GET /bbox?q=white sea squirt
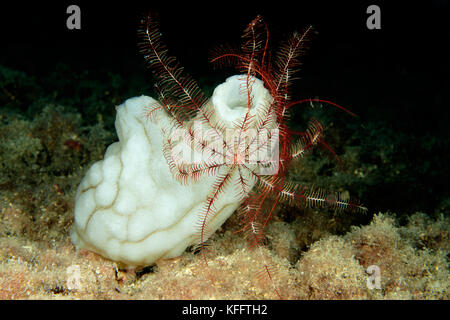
[70,75,277,267]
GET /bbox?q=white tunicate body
[70,75,275,267]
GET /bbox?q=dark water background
[0,1,449,218]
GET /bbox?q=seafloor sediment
[0,96,448,299]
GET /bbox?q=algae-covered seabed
[0,3,448,299]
